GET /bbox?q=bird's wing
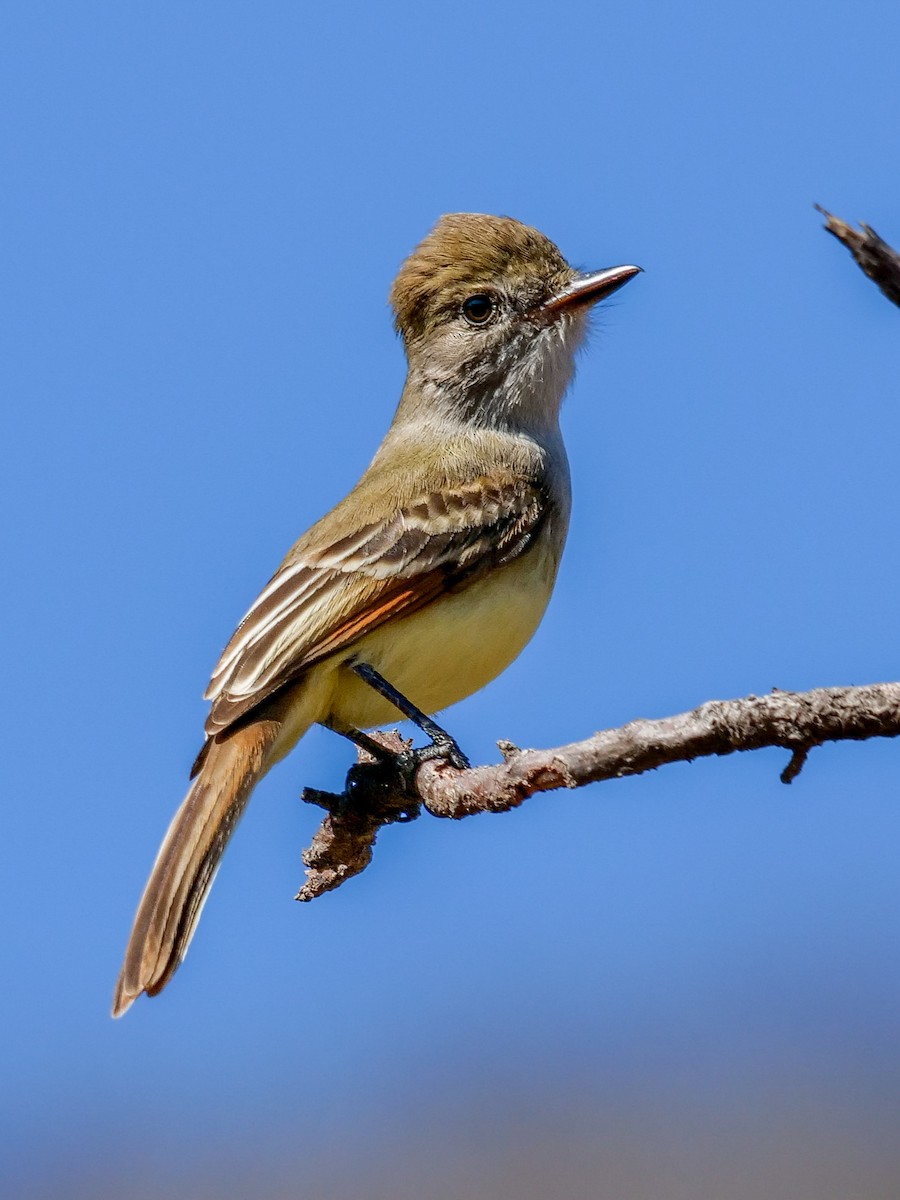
[203,472,549,738]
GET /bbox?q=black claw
[398,737,469,775]
[428,736,470,771]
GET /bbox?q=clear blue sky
[4,2,900,1195]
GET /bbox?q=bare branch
[816,205,900,309]
[296,682,900,901]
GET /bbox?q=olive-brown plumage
[112,214,640,1016]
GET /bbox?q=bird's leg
[349,661,470,770]
[323,719,396,763]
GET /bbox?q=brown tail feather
[112,716,282,1017]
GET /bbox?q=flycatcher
[112,213,640,1016]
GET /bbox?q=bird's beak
[543,264,642,314]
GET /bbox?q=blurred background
[3,2,900,1196]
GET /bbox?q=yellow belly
[322,545,557,731]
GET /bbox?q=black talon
[395,738,469,783]
[408,736,470,772]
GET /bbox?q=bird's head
[390,213,640,431]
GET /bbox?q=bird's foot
[399,732,470,774]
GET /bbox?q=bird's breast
[324,539,561,730]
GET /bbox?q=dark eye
[461,294,495,326]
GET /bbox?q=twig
[780,744,812,785]
[297,682,900,900]
[816,205,900,309]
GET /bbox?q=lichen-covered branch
[297,682,900,901]
[817,205,900,309]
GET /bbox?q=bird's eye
[461,294,496,326]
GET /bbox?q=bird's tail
[112,715,283,1017]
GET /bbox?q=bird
[112,213,640,1016]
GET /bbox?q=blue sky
[4,2,900,1195]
